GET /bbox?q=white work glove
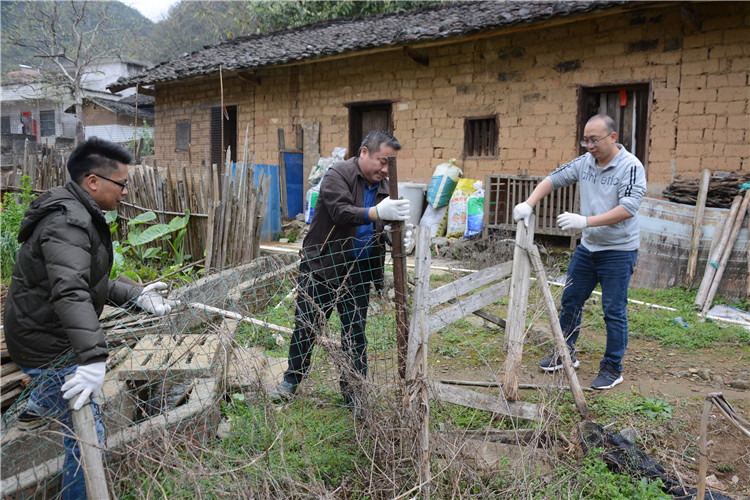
[386,223,416,252]
[557,212,588,230]
[62,362,106,411]
[403,223,415,252]
[375,197,410,221]
[513,202,533,227]
[136,282,181,316]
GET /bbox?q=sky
[123,0,181,23]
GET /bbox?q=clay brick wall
[151,2,749,196]
[84,105,134,127]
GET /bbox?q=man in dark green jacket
[270,130,410,414]
[4,137,178,499]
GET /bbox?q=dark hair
[67,137,133,184]
[588,114,617,134]
[357,130,401,157]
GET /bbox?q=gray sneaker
[538,346,580,372]
[268,381,297,402]
[591,364,623,390]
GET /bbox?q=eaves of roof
[109,0,633,93]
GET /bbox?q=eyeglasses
[92,173,128,191]
[580,132,613,148]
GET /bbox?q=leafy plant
[1,176,36,283]
[634,397,673,420]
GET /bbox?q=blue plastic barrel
[283,152,304,218]
[253,164,281,241]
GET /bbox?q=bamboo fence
[1,139,269,272]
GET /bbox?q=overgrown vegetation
[0,176,35,283]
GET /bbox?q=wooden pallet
[116,333,224,381]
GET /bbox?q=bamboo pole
[525,245,588,419]
[685,168,711,288]
[702,190,750,313]
[694,196,742,308]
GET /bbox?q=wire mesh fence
[1,229,611,499]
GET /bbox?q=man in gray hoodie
[513,114,647,390]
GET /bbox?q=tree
[3,1,149,144]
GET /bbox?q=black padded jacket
[4,180,141,368]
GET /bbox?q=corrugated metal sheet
[631,197,748,299]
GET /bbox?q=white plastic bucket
[398,182,427,227]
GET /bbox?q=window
[578,84,650,168]
[1,116,9,134]
[176,121,191,151]
[464,116,498,158]
[40,110,55,136]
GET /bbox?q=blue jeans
[20,365,105,500]
[559,245,638,373]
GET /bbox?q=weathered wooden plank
[427,279,510,334]
[525,245,588,419]
[428,260,512,308]
[685,168,711,287]
[503,214,535,401]
[432,382,539,421]
[67,374,110,500]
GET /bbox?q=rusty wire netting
[1,231,584,499]
[0,242,411,497]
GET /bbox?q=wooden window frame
[463,115,498,159]
[39,110,55,137]
[176,120,191,152]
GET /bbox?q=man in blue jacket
[513,114,647,390]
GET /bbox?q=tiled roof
[109,0,626,92]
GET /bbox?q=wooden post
[502,214,535,401]
[388,156,409,380]
[277,128,288,219]
[685,169,711,288]
[525,245,589,419]
[694,196,742,308]
[65,375,110,500]
[406,225,432,496]
[302,122,320,214]
[702,190,750,313]
[694,213,727,308]
[696,396,712,500]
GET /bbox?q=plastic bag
[426,158,462,209]
[419,204,448,238]
[463,180,484,238]
[309,147,346,186]
[305,183,321,224]
[446,178,477,238]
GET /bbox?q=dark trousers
[284,259,374,402]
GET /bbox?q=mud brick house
[109,1,749,197]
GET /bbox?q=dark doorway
[210,105,237,172]
[578,84,650,170]
[347,101,392,159]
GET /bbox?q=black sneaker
[538,346,580,372]
[17,408,45,431]
[268,381,297,402]
[591,364,623,390]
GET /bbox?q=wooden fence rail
[1,141,268,272]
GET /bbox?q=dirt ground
[426,235,750,498]
[431,304,750,499]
